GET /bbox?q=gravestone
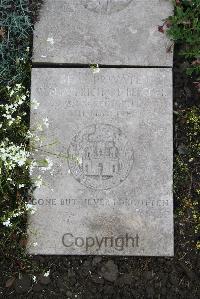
[33,0,173,66]
[28,68,173,255]
[28,0,174,256]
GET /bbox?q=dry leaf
[0,27,5,38]
[192,59,200,66]
[16,190,21,201]
[158,25,164,34]
[167,43,174,53]
[5,277,16,288]
[19,238,28,247]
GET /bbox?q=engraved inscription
[68,124,133,190]
[81,0,133,14]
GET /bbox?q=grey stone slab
[28,68,173,256]
[33,0,173,66]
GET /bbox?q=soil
[0,3,200,298]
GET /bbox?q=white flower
[16,116,21,122]
[17,158,26,167]
[26,130,33,139]
[29,160,37,175]
[3,114,12,120]
[33,135,40,142]
[33,242,38,247]
[0,142,30,170]
[34,175,43,188]
[37,124,43,132]
[25,203,37,214]
[0,124,2,128]
[12,211,23,218]
[43,117,49,128]
[43,270,50,277]
[32,276,37,282]
[19,184,25,188]
[42,158,53,171]
[17,98,24,105]
[91,64,100,74]
[77,156,82,165]
[8,120,14,126]
[26,130,40,142]
[47,37,54,45]
[26,203,33,210]
[30,207,37,215]
[3,218,12,227]
[31,99,40,110]
[16,84,22,89]
[68,169,71,174]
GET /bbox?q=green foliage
[174,107,200,248]
[0,0,32,86]
[166,0,200,76]
[174,108,200,197]
[0,0,42,279]
[174,156,190,199]
[167,1,200,245]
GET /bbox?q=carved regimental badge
[68,124,133,190]
[81,0,133,14]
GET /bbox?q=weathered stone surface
[33,0,173,66]
[27,68,173,256]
